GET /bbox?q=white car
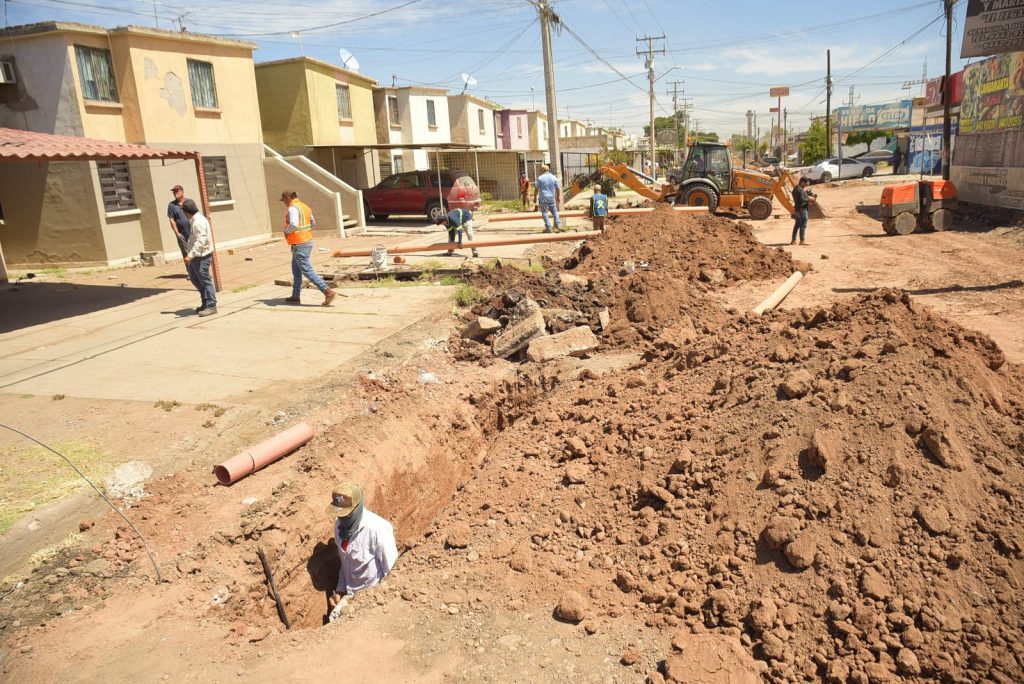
[804,157,876,183]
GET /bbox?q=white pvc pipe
[753,271,803,315]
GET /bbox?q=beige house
[447,94,499,149]
[526,111,549,156]
[0,21,271,268]
[255,57,378,188]
[373,86,451,174]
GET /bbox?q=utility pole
[537,0,561,178]
[942,0,953,180]
[825,50,833,158]
[783,108,788,167]
[667,80,685,166]
[637,34,666,170]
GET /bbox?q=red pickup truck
[362,170,481,222]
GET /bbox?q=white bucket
[370,245,388,271]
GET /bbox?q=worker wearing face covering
[327,482,399,610]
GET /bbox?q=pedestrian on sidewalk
[326,482,398,611]
[435,207,479,257]
[535,165,562,233]
[790,176,816,246]
[892,146,903,175]
[167,184,191,265]
[280,190,336,307]
[519,173,531,210]
[181,199,217,316]
[589,184,609,232]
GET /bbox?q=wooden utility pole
[538,1,561,177]
[825,49,833,158]
[942,0,953,180]
[637,34,666,171]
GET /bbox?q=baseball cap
[326,482,363,518]
[171,184,184,192]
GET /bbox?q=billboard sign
[835,100,913,131]
[925,72,965,107]
[961,0,1024,58]
[769,87,790,97]
[960,52,1024,133]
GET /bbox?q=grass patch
[481,199,527,212]
[481,258,545,274]
[453,283,487,307]
[29,533,84,567]
[0,441,114,535]
[231,283,257,293]
[195,403,227,417]
[40,267,68,278]
[154,399,180,411]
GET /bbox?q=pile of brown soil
[405,289,1024,682]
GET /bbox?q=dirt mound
[409,290,1024,682]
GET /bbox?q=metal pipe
[214,422,314,485]
[331,231,599,258]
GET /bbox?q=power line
[209,0,426,37]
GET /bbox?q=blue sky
[6,0,972,137]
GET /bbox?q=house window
[426,100,437,128]
[388,95,400,126]
[96,160,135,211]
[336,84,352,120]
[517,118,523,137]
[477,109,485,134]
[74,46,118,103]
[201,156,232,202]
[187,59,218,109]
[392,155,404,173]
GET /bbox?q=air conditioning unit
[0,61,15,84]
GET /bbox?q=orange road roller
[879,180,958,235]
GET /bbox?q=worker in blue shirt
[435,208,479,257]
[589,184,609,232]
[534,164,562,233]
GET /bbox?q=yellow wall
[66,34,128,142]
[256,61,312,153]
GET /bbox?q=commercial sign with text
[959,51,1024,132]
[961,0,1024,59]
[769,87,790,97]
[835,100,913,131]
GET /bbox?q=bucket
[370,245,388,271]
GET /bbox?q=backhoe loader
[565,142,825,220]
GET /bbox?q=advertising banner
[924,71,965,107]
[959,52,1024,132]
[769,87,790,97]
[961,0,1024,59]
[951,166,1024,209]
[835,100,913,131]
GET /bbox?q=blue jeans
[539,201,560,230]
[291,242,328,298]
[792,209,808,242]
[187,254,217,309]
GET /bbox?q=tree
[800,120,828,165]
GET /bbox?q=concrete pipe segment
[214,422,314,485]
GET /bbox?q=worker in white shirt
[181,198,217,317]
[327,482,398,611]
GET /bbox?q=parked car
[363,170,481,222]
[804,157,876,183]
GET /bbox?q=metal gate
[559,152,599,187]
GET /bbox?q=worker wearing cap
[791,177,817,246]
[280,190,337,306]
[435,208,479,258]
[589,184,609,232]
[327,482,398,608]
[167,184,191,261]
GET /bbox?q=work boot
[799,240,807,246]
[284,296,301,304]
[790,239,796,245]
[446,250,455,256]
[471,249,480,258]
[197,307,217,317]
[543,228,552,234]
[322,289,337,307]
[195,304,207,313]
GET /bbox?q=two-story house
[0,21,270,268]
[527,111,549,155]
[372,86,451,175]
[558,119,587,139]
[494,109,530,151]
[448,94,498,150]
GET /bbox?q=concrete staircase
[262,145,365,236]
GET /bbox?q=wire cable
[0,423,163,583]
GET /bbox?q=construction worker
[435,207,479,257]
[589,184,609,232]
[280,190,336,306]
[519,173,531,210]
[791,177,817,246]
[535,164,562,233]
[326,482,398,610]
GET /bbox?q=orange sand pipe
[487,206,707,223]
[331,232,600,258]
[214,422,314,485]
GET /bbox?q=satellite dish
[461,72,478,94]
[339,48,360,72]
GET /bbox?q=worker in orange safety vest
[280,190,336,306]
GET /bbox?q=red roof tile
[0,128,195,161]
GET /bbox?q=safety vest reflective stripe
[284,199,314,245]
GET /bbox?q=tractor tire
[819,171,833,183]
[862,167,874,178]
[681,185,719,213]
[747,196,773,221]
[426,201,447,222]
[892,212,917,236]
[931,208,954,231]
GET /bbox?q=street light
[530,85,536,111]
[654,65,683,83]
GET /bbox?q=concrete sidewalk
[0,283,454,403]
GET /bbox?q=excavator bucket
[807,202,827,220]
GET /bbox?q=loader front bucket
[808,201,827,219]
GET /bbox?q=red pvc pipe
[214,422,314,485]
[331,231,600,259]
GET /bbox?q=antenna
[461,72,478,94]
[339,48,360,72]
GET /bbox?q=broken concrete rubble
[461,316,501,341]
[491,299,547,358]
[526,326,598,363]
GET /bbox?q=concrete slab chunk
[526,326,598,363]
[461,316,501,341]
[492,299,547,358]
